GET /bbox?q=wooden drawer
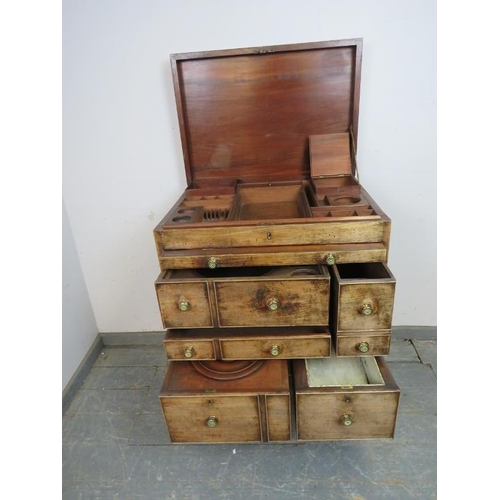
[335,333,391,357]
[156,243,388,271]
[293,355,400,440]
[164,327,331,361]
[155,280,212,328]
[332,263,396,332]
[163,333,216,361]
[155,265,330,329]
[159,360,291,443]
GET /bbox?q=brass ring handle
[325,253,336,265]
[207,257,218,269]
[357,342,370,353]
[269,345,282,357]
[183,346,195,358]
[178,299,191,312]
[206,416,219,428]
[361,303,373,316]
[266,298,280,311]
[341,414,353,426]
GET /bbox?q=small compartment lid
[309,132,353,179]
[170,39,363,185]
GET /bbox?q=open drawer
[163,326,331,361]
[155,265,330,329]
[293,355,400,440]
[331,262,396,333]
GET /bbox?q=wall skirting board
[62,334,104,415]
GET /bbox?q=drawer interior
[305,355,384,387]
[163,265,326,280]
[229,184,312,221]
[336,262,392,280]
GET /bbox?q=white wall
[62,200,99,390]
[63,0,436,331]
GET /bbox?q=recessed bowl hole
[332,196,361,205]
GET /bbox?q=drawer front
[156,282,213,328]
[337,282,395,331]
[161,395,261,443]
[157,243,388,271]
[266,395,291,442]
[215,279,330,327]
[335,334,391,357]
[163,339,216,360]
[333,263,396,332]
[296,392,399,440]
[221,335,331,360]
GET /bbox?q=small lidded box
[309,132,360,197]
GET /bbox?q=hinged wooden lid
[309,133,353,179]
[171,38,363,185]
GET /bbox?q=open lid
[171,39,363,185]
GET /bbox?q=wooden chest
[153,38,399,443]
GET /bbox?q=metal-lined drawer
[293,355,400,441]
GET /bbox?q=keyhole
[267,232,272,240]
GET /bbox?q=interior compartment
[229,184,312,220]
[170,266,273,279]
[311,207,379,219]
[336,262,392,280]
[311,176,360,196]
[186,179,237,197]
[202,208,230,222]
[305,355,384,387]
[167,265,325,280]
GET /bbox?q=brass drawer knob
[361,303,373,316]
[269,345,282,356]
[357,342,370,353]
[206,416,219,428]
[183,346,195,358]
[341,414,353,426]
[325,253,336,265]
[266,298,280,311]
[207,257,218,269]
[178,299,191,312]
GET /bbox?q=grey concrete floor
[63,337,437,499]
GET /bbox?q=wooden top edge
[170,38,363,61]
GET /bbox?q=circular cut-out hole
[332,196,361,205]
[172,215,192,222]
[291,268,320,276]
[177,208,196,214]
